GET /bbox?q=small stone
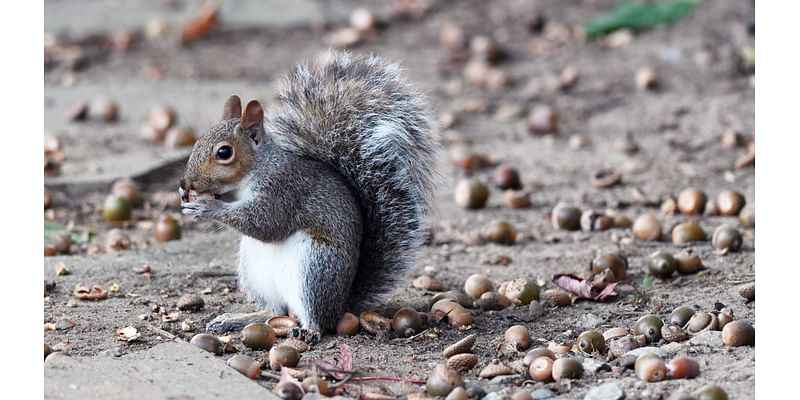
[581,358,611,376]
[623,346,668,360]
[489,375,520,385]
[531,389,556,400]
[528,301,545,318]
[660,342,688,355]
[584,383,624,400]
[688,330,724,347]
[176,294,205,312]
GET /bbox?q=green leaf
[585,0,703,37]
[642,274,653,290]
[45,221,90,245]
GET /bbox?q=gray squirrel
[179,51,440,342]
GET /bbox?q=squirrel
[179,51,440,342]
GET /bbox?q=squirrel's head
[180,95,265,197]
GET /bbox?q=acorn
[89,98,119,121]
[147,105,176,134]
[430,292,475,310]
[431,299,473,327]
[575,330,605,354]
[529,356,554,382]
[227,355,262,379]
[504,190,531,209]
[475,291,511,311]
[464,274,493,298]
[551,358,583,380]
[674,249,703,274]
[241,323,275,350]
[102,194,132,222]
[522,348,556,367]
[154,215,181,242]
[440,22,467,51]
[711,225,742,252]
[267,316,299,337]
[493,166,522,190]
[716,309,734,330]
[479,360,513,379]
[44,245,57,257]
[527,105,558,134]
[541,289,572,307]
[738,206,755,228]
[446,353,478,372]
[648,251,676,279]
[504,325,531,351]
[50,232,72,254]
[693,384,729,400]
[661,324,689,343]
[504,278,539,305]
[426,364,464,396]
[634,315,664,343]
[590,253,628,282]
[670,306,695,327]
[671,222,706,244]
[591,169,622,188]
[667,356,699,379]
[486,221,517,245]
[721,320,754,346]
[273,381,303,400]
[613,214,633,229]
[335,312,359,336]
[445,387,468,400]
[739,285,754,302]
[268,345,300,370]
[190,333,222,355]
[551,204,582,231]
[634,67,658,90]
[111,178,141,207]
[454,179,489,209]
[677,188,707,215]
[635,353,667,382]
[511,391,533,400]
[393,308,423,338]
[633,214,661,241]
[686,312,719,336]
[442,334,477,358]
[176,293,204,312]
[302,376,330,396]
[105,229,131,252]
[716,191,746,216]
[165,126,197,148]
[359,310,391,335]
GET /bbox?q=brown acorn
[268,345,300,370]
[712,225,742,252]
[493,166,522,190]
[479,360,513,379]
[527,105,557,134]
[716,191,746,216]
[190,333,222,355]
[44,187,52,209]
[677,188,707,215]
[575,330,605,354]
[359,310,391,335]
[661,324,689,343]
[541,289,572,306]
[336,312,359,336]
[721,320,754,347]
[675,249,704,274]
[670,306,696,327]
[667,356,700,379]
[50,232,72,254]
[442,334,477,358]
[464,274,493,298]
[154,215,181,242]
[692,384,729,400]
[504,325,531,351]
[648,251,676,279]
[111,178,142,207]
[102,194,132,222]
[635,353,667,382]
[522,348,555,367]
[552,358,583,380]
[529,356,554,382]
[590,253,628,282]
[738,285,754,302]
[454,179,489,209]
[426,364,464,396]
[165,126,197,148]
[671,222,706,244]
[633,214,661,241]
[475,291,511,311]
[241,323,275,350]
[504,190,531,209]
[686,312,719,336]
[227,355,262,379]
[486,221,517,245]
[634,315,664,343]
[393,308,423,338]
[551,204,582,231]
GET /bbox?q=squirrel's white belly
[238,232,312,325]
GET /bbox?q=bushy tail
[266,51,440,309]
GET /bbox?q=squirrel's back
[266,51,440,309]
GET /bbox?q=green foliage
[585,0,703,37]
[641,274,653,290]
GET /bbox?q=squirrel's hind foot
[288,327,321,344]
[205,310,274,333]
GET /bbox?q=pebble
[584,383,625,400]
[578,313,605,329]
[623,347,668,359]
[581,358,611,376]
[489,375,521,385]
[531,389,556,399]
[660,342,688,354]
[688,330,723,347]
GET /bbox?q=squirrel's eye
[216,145,233,160]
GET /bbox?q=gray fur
[266,51,440,310]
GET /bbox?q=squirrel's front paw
[180,190,222,220]
[289,327,321,345]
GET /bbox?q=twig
[146,324,177,340]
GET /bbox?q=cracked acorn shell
[686,312,719,336]
[360,310,392,335]
[479,360,513,379]
[590,253,628,282]
[575,330,605,354]
[634,315,664,343]
[602,327,628,341]
[476,291,511,311]
[443,334,477,358]
[447,353,479,372]
[267,315,298,337]
[661,324,689,342]
[635,353,667,382]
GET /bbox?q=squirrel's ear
[241,100,265,144]
[222,95,242,120]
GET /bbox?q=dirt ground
[44,0,755,398]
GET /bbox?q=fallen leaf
[181,1,219,43]
[73,285,108,300]
[552,274,618,301]
[338,343,353,371]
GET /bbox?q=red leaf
[553,273,618,301]
[338,343,353,371]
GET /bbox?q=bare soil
[44,0,755,398]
